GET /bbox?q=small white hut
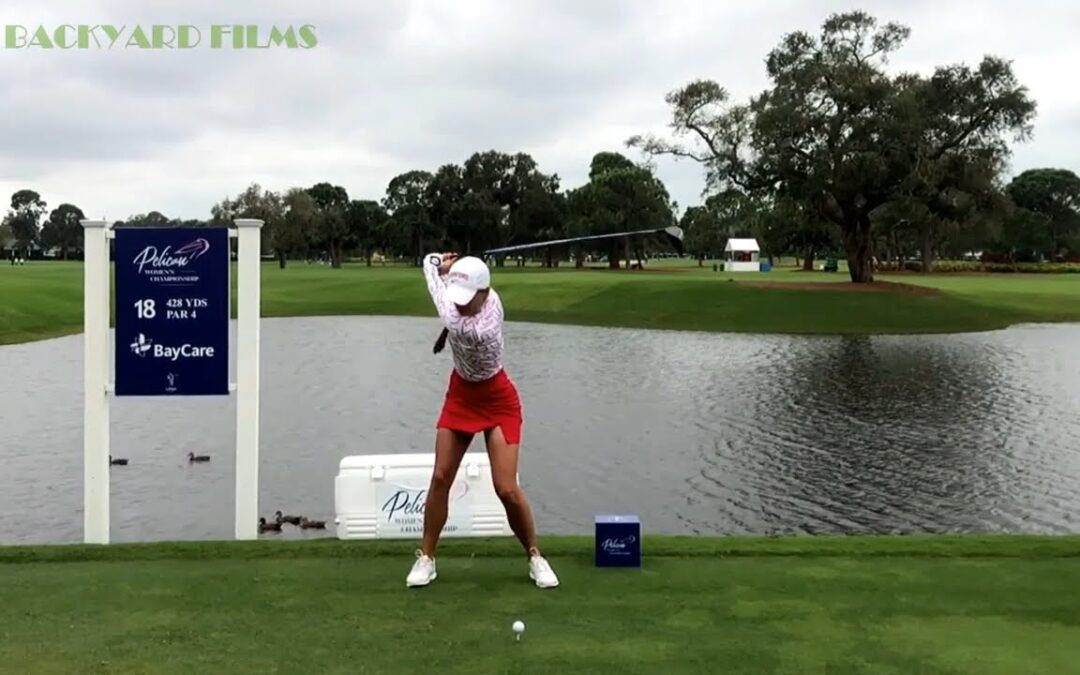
[723,238,761,272]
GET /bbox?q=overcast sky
[1,0,1077,221]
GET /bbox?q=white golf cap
[444,256,491,306]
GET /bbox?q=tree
[5,189,47,254]
[426,163,469,252]
[383,170,435,263]
[449,150,558,263]
[306,182,350,268]
[763,197,838,269]
[630,10,1036,282]
[588,152,637,179]
[346,199,389,266]
[567,152,675,268]
[680,205,725,265]
[681,189,761,264]
[123,211,170,227]
[212,183,287,266]
[1006,168,1080,260]
[0,220,12,251]
[279,188,317,262]
[40,203,86,259]
[892,146,1005,271]
[509,177,565,267]
[460,152,515,255]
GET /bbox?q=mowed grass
[2,261,1080,345]
[2,536,1079,674]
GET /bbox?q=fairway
[3,261,1080,345]
[2,537,1078,674]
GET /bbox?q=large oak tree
[629,10,1036,281]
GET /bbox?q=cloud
[0,0,1077,219]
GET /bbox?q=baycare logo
[130,334,215,361]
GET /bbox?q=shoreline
[3,534,1079,564]
[3,262,1079,346]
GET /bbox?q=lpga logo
[133,238,210,275]
[601,535,637,554]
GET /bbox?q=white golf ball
[512,620,525,634]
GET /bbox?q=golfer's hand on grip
[438,252,458,275]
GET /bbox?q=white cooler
[334,453,514,540]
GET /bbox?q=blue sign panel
[595,514,641,567]
[114,227,230,396]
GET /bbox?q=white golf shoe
[406,551,437,588]
[528,550,559,589]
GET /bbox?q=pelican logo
[601,535,637,554]
[130,333,152,356]
[165,373,177,392]
[132,238,210,274]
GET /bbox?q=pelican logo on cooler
[380,481,469,522]
[378,480,471,535]
[601,535,637,554]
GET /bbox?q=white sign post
[82,219,111,544]
[79,217,264,544]
[233,218,263,540]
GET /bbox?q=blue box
[595,515,641,567]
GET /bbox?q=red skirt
[437,368,523,444]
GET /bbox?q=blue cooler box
[595,515,641,567]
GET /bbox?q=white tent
[723,238,761,272]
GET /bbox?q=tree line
[1,149,677,270]
[206,149,683,270]
[2,11,1076,276]
[631,10,1079,280]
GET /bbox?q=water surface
[1,317,1077,544]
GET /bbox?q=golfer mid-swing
[406,252,559,589]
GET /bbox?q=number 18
[135,299,156,319]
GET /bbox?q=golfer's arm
[422,253,454,322]
[475,289,504,333]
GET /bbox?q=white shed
[723,238,761,272]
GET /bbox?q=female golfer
[406,252,559,589]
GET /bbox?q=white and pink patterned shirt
[424,254,504,382]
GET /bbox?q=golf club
[432,226,685,353]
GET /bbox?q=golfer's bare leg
[485,426,539,554]
[421,428,470,557]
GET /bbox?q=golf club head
[663,226,685,256]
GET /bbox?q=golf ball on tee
[513,620,525,634]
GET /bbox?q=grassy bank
[3,261,1080,345]
[2,536,1079,674]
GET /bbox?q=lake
[1,317,1078,545]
